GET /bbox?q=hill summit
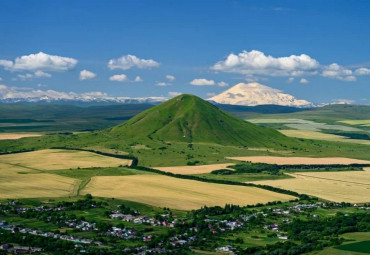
[110,94,290,147]
[209,82,312,107]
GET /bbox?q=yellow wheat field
[82,174,295,210]
[0,162,79,199]
[0,149,131,170]
[227,156,370,165]
[153,163,234,175]
[0,133,43,140]
[251,168,370,203]
[338,120,370,125]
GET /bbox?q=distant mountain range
[0,96,167,106]
[1,82,311,107]
[209,82,313,107]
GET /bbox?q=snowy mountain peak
[208,82,312,107]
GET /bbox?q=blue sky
[0,0,370,104]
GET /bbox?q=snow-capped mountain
[208,82,313,107]
[0,84,167,105]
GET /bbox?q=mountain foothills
[2,94,370,168]
[209,82,312,107]
[110,94,290,147]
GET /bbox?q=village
[1,198,369,254]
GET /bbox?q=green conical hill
[110,94,289,147]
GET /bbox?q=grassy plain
[82,174,295,210]
[228,156,370,165]
[251,168,370,203]
[0,149,131,170]
[0,162,79,199]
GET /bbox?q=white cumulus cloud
[287,77,294,83]
[34,70,52,78]
[156,82,167,86]
[190,78,215,86]
[109,74,129,82]
[300,78,309,84]
[108,55,159,70]
[79,70,97,81]
[331,98,355,105]
[321,63,356,81]
[134,76,143,82]
[168,91,181,97]
[217,81,229,87]
[0,52,77,71]
[17,71,52,80]
[17,73,34,80]
[166,75,175,82]
[355,67,370,75]
[0,60,14,69]
[212,50,319,77]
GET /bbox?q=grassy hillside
[110,94,293,147]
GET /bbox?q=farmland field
[338,120,370,126]
[248,118,362,132]
[82,174,295,210]
[153,163,234,175]
[314,232,370,255]
[0,132,43,140]
[227,156,370,165]
[251,168,370,203]
[0,149,132,170]
[0,162,79,199]
[279,130,370,145]
[336,241,370,254]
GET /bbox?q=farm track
[0,161,43,172]
[76,177,92,196]
[292,173,370,186]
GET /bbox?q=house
[0,244,12,251]
[278,235,288,240]
[110,213,125,220]
[216,245,233,252]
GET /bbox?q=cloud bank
[212,50,319,77]
[212,50,370,82]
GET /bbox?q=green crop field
[313,232,370,255]
[336,241,370,254]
